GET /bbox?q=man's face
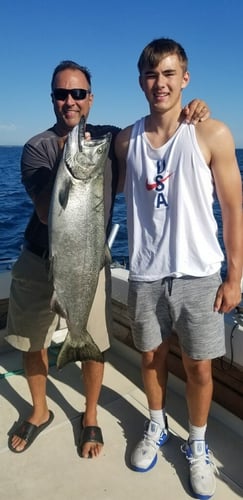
[52,68,93,133]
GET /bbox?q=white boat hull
[1,259,243,369]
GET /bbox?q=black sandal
[8,410,54,453]
[79,413,104,458]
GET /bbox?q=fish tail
[56,330,104,370]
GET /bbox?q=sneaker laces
[143,420,166,449]
[181,442,219,475]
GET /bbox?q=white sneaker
[130,418,169,472]
[181,440,218,499]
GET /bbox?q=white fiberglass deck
[0,338,243,500]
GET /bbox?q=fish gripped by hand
[48,117,111,369]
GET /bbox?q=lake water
[0,146,242,279]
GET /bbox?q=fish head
[64,117,111,181]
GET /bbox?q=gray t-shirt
[21,123,120,249]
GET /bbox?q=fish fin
[56,330,104,370]
[48,257,53,281]
[58,177,71,209]
[100,244,111,270]
[50,292,67,318]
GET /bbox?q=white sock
[188,422,207,442]
[149,409,166,429]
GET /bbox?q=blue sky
[1,0,243,147]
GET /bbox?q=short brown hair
[138,38,188,75]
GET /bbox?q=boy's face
[139,53,189,113]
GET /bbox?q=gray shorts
[5,248,112,353]
[128,273,225,360]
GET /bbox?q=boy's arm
[115,126,132,193]
[200,120,243,312]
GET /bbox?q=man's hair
[137,38,188,74]
[51,60,92,90]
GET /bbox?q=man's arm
[183,99,210,124]
[115,99,211,193]
[32,176,57,225]
[22,137,66,225]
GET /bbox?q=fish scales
[48,118,111,369]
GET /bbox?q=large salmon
[48,117,111,369]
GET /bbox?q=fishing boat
[1,255,243,418]
[1,256,243,499]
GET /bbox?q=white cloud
[0,123,17,131]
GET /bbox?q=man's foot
[130,418,169,472]
[181,440,218,499]
[8,411,54,453]
[79,413,104,458]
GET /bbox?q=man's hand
[183,99,210,124]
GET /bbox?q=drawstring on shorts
[162,277,174,296]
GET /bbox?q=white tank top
[124,118,224,281]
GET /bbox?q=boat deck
[1,338,243,500]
